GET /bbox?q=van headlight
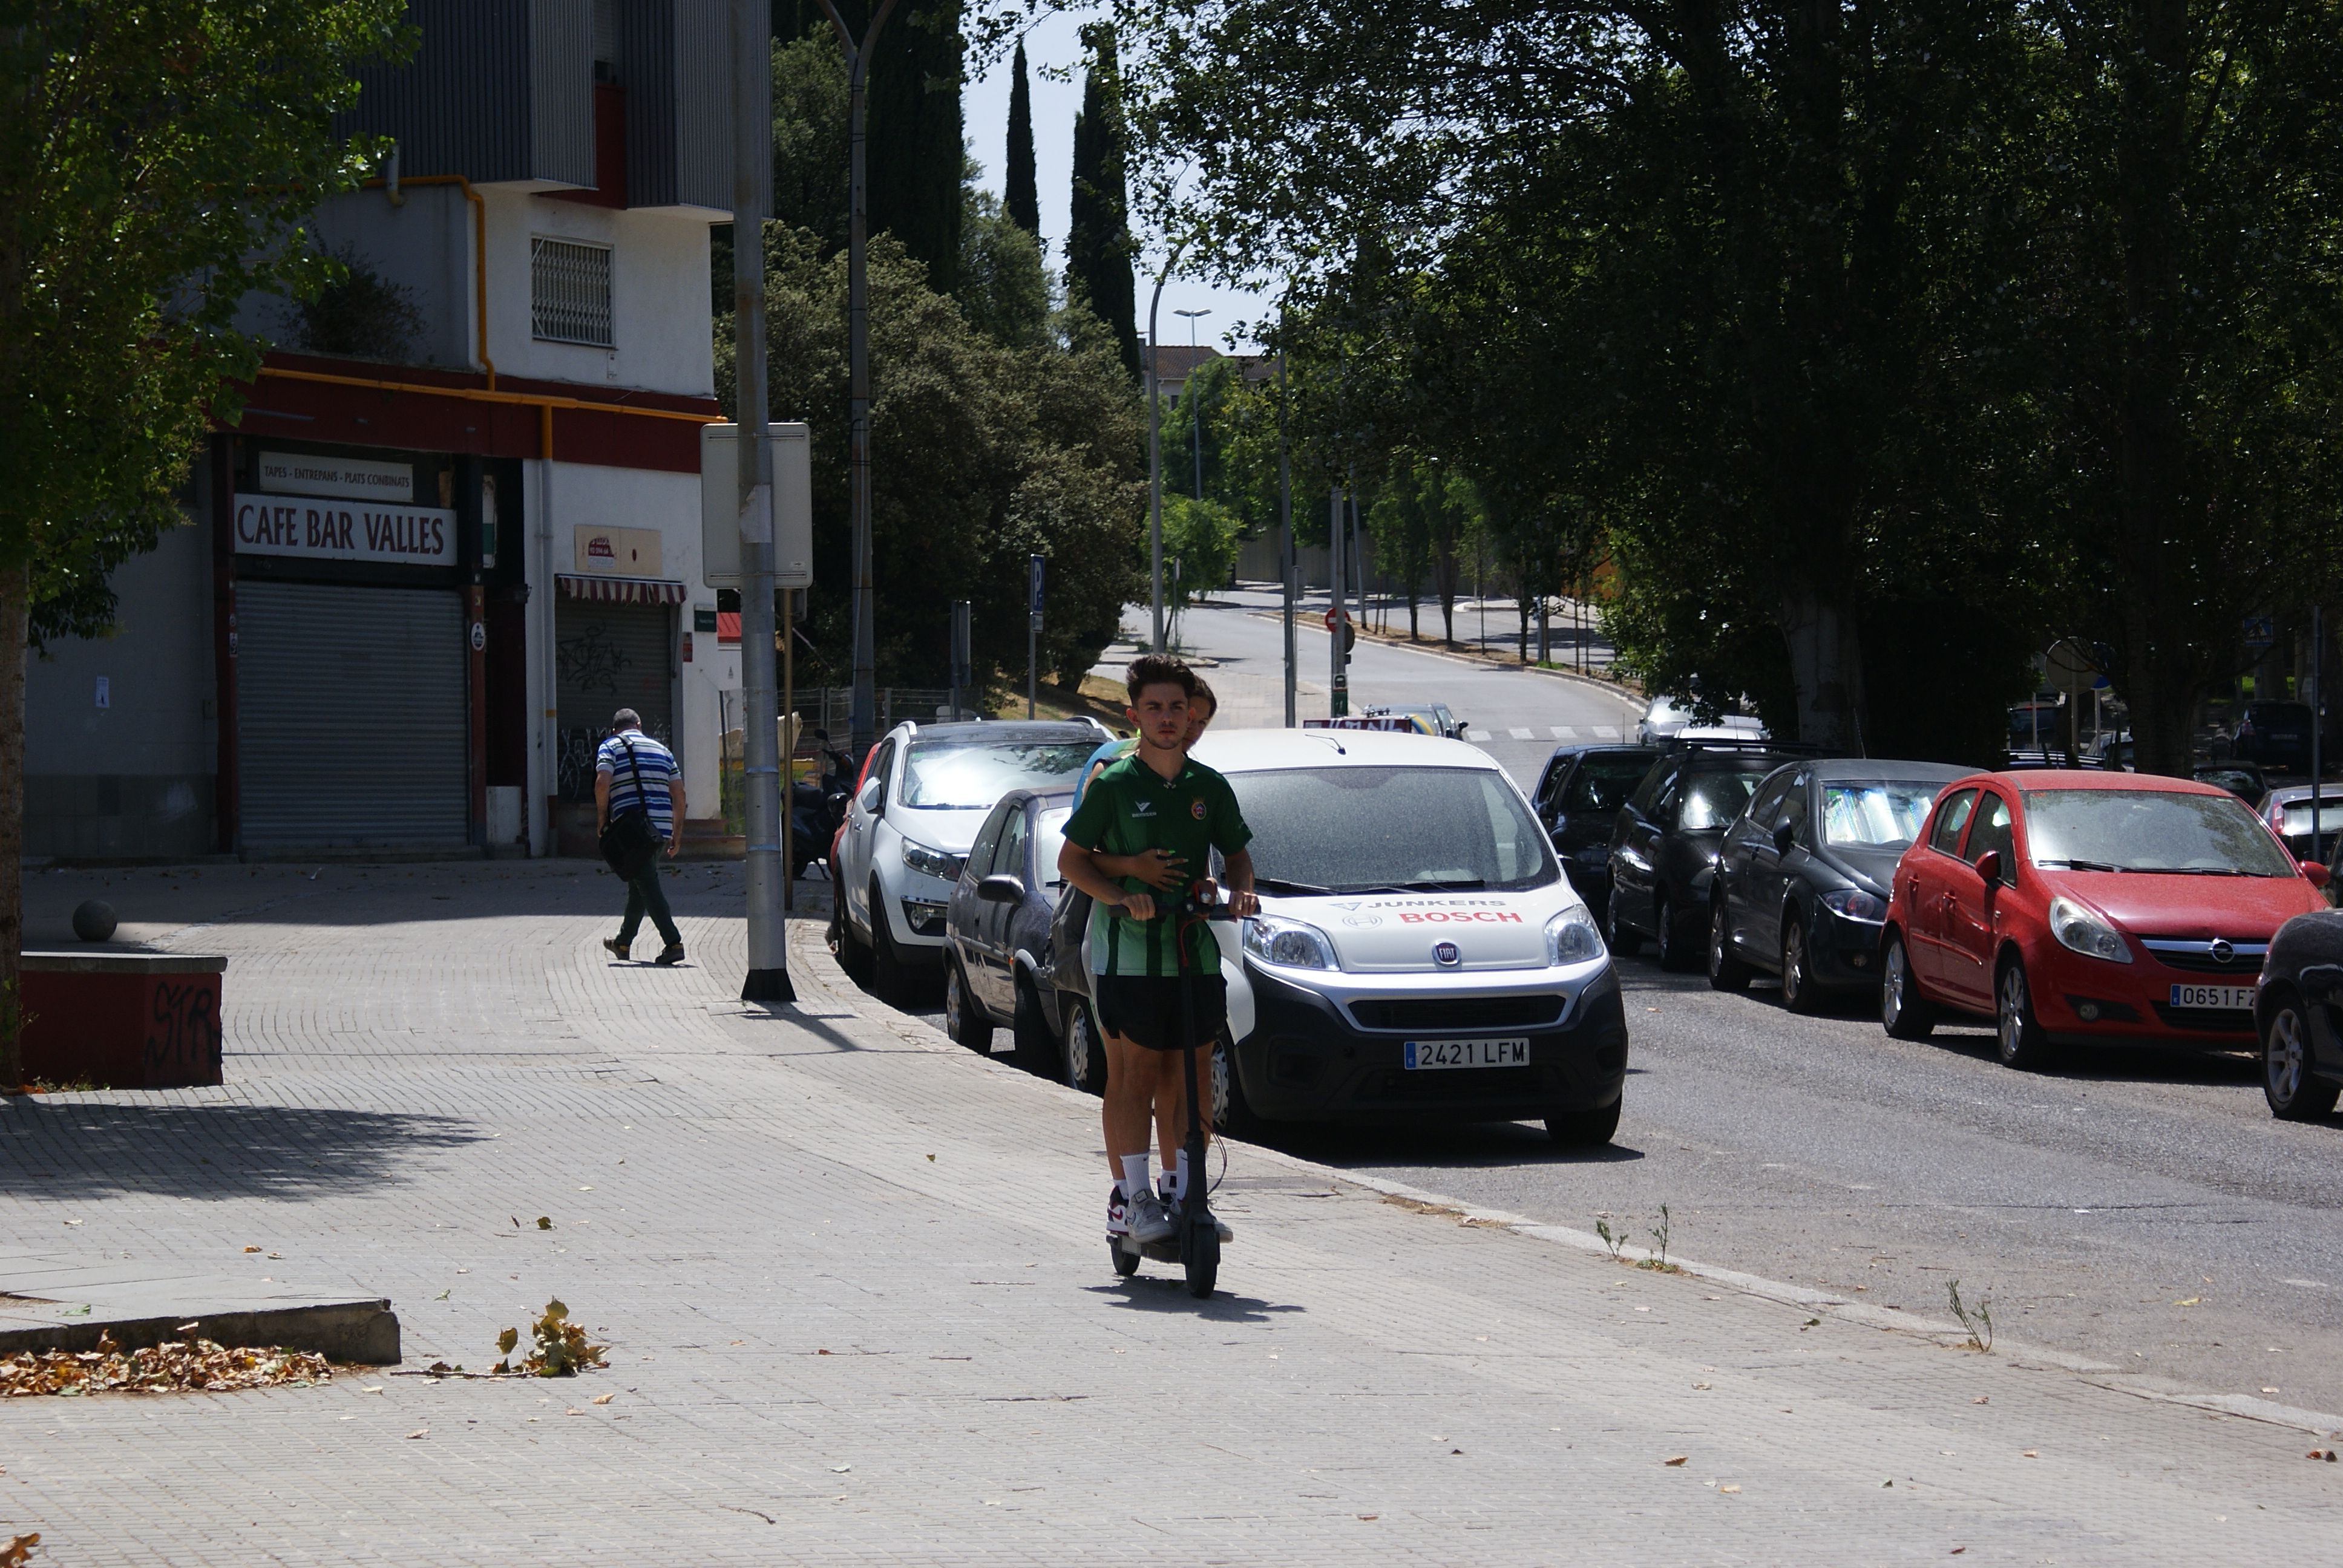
[900,839,963,881]
[2048,895,2132,964]
[1243,913,1340,971]
[1546,906,1605,965]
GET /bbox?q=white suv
[833,719,1108,1001]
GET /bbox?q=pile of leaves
[493,1299,605,1377]
[0,1331,332,1396]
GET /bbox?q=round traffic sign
[1323,606,1346,631]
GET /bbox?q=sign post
[949,600,972,721]
[1329,488,1349,718]
[1027,555,1044,719]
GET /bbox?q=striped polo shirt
[595,730,679,838]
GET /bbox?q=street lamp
[1145,235,1199,653]
[1175,307,1211,501]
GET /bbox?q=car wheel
[2261,987,2340,1121]
[1708,900,1752,992]
[1654,897,1696,973]
[1880,932,1934,1040]
[1062,997,1109,1095]
[1779,915,1820,1014]
[1994,955,2058,1072]
[1602,891,1643,956]
[1547,1097,1622,1147]
[945,956,992,1053]
[1011,975,1059,1077]
[1211,1031,1262,1139]
[870,883,915,1005]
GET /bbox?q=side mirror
[1548,812,1568,836]
[1973,849,2004,884]
[2301,860,2330,889]
[856,778,883,814]
[977,874,1026,904]
[1772,822,1795,856]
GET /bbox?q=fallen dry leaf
[1971,1396,1988,1405]
[243,1245,262,1253]
[2022,1449,2038,1459]
[1,1333,332,1397]
[2174,1297,2201,1307]
[405,1428,427,1439]
[1693,1382,1712,1390]
[565,1406,585,1415]
[2,1531,39,1567]
[1719,1484,1742,1494]
[1664,1455,1689,1466]
[536,1217,552,1230]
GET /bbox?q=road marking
[1466,730,1493,742]
[1595,725,1621,739]
[1552,726,1576,739]
[1509,727,1535,740]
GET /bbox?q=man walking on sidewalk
[595,708,687,965]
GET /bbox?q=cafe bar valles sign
[234,453,454,567]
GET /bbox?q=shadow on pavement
[1087,1280,1305,1322]
[0,1100,487,1202]
[1262,1119,1647,1171]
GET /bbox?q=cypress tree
[1064,25,1139,377]
[1004,40,1039,237]
[866,0,965,294]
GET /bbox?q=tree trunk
[1779,586,1864,751]
[0,557,26,1088]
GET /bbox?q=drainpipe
[365,171,494,390]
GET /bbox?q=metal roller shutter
[238,581,468,850]
[554,599,673,802]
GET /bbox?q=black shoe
[601,938,632,962]
[655,944,686,966]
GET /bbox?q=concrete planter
[19,952,228,1088]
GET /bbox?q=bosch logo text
[1398,910,1523,924]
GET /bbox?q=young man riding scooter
[1058,655,1257,1247]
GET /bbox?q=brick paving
[3,858,2338,1564]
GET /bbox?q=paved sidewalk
[2,860,2338,1564]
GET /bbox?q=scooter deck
[1110,1226,1225,1266]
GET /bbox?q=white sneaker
[1126,1191,1177,1245]
[1106,1185,1130,1236]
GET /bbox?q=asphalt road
[886,595,2343,1420]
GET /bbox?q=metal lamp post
[1144,238,1196,653]
[1175,307,1210,500]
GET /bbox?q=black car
[1531,745,1661,915]
[2255,907,2343,1120]
[2233,701,2315,773]
[1707,758,1969,1010]
[2194,761,2267,803]
[1604,743,1801,970]
[940,787,1069,1076]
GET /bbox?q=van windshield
[1227,766,1558,893]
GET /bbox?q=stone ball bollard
[72,900,118,943]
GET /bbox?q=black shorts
[1093,975,1228,1053]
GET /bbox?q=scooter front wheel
[1110,1238,1140,1277]
[1183,1226,1219,1299]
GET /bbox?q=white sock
[1120,1155,1153,1207]
[1175,1150,1192,1203]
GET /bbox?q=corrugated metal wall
[337,1,598,189]
[622,0,733,211]
[530,0,598,188]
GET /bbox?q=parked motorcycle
[790,730,854,881]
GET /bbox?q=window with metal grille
[531,237,613,347]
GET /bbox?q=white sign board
[701,422,813,589]
[256,451,415,503]
[232,493,457,566]
[572,524,664,576]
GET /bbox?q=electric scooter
[1109,886,1224,1299]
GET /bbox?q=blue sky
[961,7,1273,354]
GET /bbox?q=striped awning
[557,573,687,606]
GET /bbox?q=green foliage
[1116,0,2343,766]
[1004,39,1040,235]
[1066,24,1139,377]
[867,0,966,295]
[771,34,851,253]
[1162,495,1240,616]
[290,243,422,363]
[958,188,1050,348]
[720,226,1143,689]
[0,0,411,638]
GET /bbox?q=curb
[781,917,2343,1444]
[0,1299,401,1365]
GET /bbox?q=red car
[1879,770,2330,1069]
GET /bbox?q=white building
[25,0,747,860]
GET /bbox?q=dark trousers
[618,849,681,949]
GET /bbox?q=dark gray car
[940,788,1070,1076]
[2255,907,2343,1120]
[1708,758,1969,1010]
